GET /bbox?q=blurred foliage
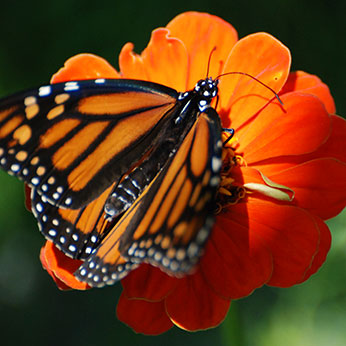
[0,0,345,345]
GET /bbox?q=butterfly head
[194,77,219,112]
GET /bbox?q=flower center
[215,131,295,211]
[215,132,246,213]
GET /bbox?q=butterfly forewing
[76,108,222,287]
[0,79,178,209]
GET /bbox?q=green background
[0,1,345,345]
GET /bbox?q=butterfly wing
[76,108,222,287]
[0,79,178,209]
[30,183,115,259]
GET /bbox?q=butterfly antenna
[206,47,217,78]
[216,71,284,106]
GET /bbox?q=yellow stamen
[220,177,234,186]
[235,155,246,166]
[219,187,232,196]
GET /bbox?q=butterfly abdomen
[104,128,186,220]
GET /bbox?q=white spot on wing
[48,229,57,237]
[65,197,72,205]
[68,244,77,252]
[11,164,20,173]
[64,82,79,91]
[38,86,51,97]
[36,203,43,213]
[212,157,222,172]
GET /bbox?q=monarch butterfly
[0,71,226,287]
[0,69,280,287]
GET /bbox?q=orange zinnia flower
[37,12,346,334]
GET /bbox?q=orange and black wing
[31,183,115,259]
[76,108,222,287]
[0,79,178,209]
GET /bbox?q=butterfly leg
[222,128,234,145]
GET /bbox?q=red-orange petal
[252,114,346,175]
[218,32,290,129]
[229,199,320,287]
[280,71,336,114]
[165,269,230,331]
[298,216,331,283]
[116,292,173,335]
[305,115,346,164]
[40,241,89,290]
[200,210,273,299]
[238,93,331,163]
[51,53,120,84]
[119,29,188,91]
[166,11,238,89]
[121,263,177,301]
[40,243,71,290]
[269,158,346,220]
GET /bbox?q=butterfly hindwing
[76,108,222,287]
[0,79,178,209]
[31,183,115,259]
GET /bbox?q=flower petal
[306,115,346,163]
[269,158,346,220]
[218,32,290,129]
[229,199,320,287]
[119,28,188,90]
[201,209,273,299]
[40,241,89,290]
[116,292,173,335]
[121,264,177,301]
[166,11,238,89]
[51,53,119,83]
[24,184,32,211]
[165,269,230,331]
[40,244,71,290]
[298,216,331,283]
[253,114,346,174]
[239,93,331,163]
[280,71,336,114]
